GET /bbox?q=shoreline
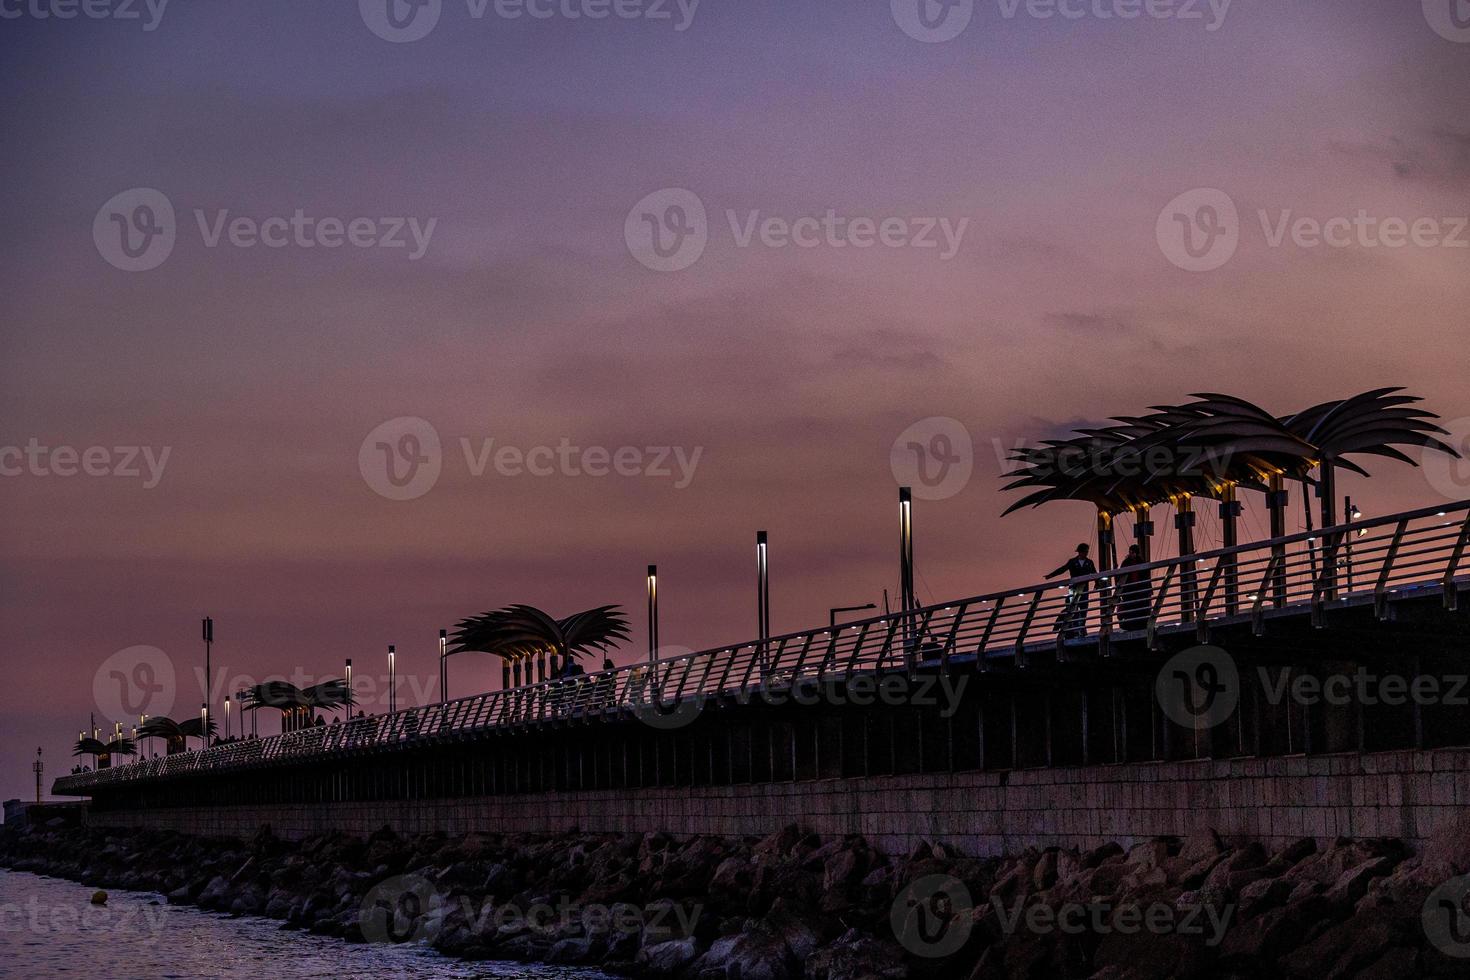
[2,820,1466,977]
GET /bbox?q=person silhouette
[1046,543,1098,638]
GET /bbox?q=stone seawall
[85,748,1467,855]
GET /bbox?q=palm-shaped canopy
[73,736,136,757]
[1003,389,1458,517]
[1281,387,1458,470]
[239,679,352,712]
[138,715,216,738]
[137,715,216,750]
[447,604,630,664]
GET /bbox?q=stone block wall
[86,748,1468,856]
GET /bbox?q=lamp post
[223,697,231,741]
[344,658,353,720]
[1345,497,1364,593]
[756,531,770,652]
[439,630,448,704]
[33,748,42,805]
[201,617,213,741]
[388,645,396,714]
[199,702,207,751]
[899,488,915,615]
[647,565,660,662]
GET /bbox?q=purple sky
[1,0,1468,803]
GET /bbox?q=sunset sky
[1,1,1467,803]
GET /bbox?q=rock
[1238,876,1294,917]
[1126,840,1170,870]
[546,936,595,963]
[90,890,107,905]
[804,929,908,980]
[1178,828,1224,865]
[636,936,701,977]
[1081,842,1124,870]
[1352,946,1418,980]
[1323,857,1394,910]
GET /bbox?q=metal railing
[56,499,1470,792]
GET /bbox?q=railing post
[1375,519,1410,620]
[1220,490,1242,615]
[1176,497,1198,623]
[1445,512,1470,612]
[1267,477,1289,607]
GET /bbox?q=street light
[899,487,915,615]
[438,630,448,704]
[756,531,770,645]
[388,645,396,715]
[647,565,660,662]
[201,617,213,740]
[224,696,231,741]
[344,659,353,720]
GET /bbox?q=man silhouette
[1046,543,1098,638]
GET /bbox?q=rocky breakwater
[3,820,1470,977]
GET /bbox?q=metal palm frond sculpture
[448,604,630,687]
[139,715,217,753]
[74,736,136,768]
[1278,386,1461,531]
[1001,389,1462,579]
[240,679,350,732]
